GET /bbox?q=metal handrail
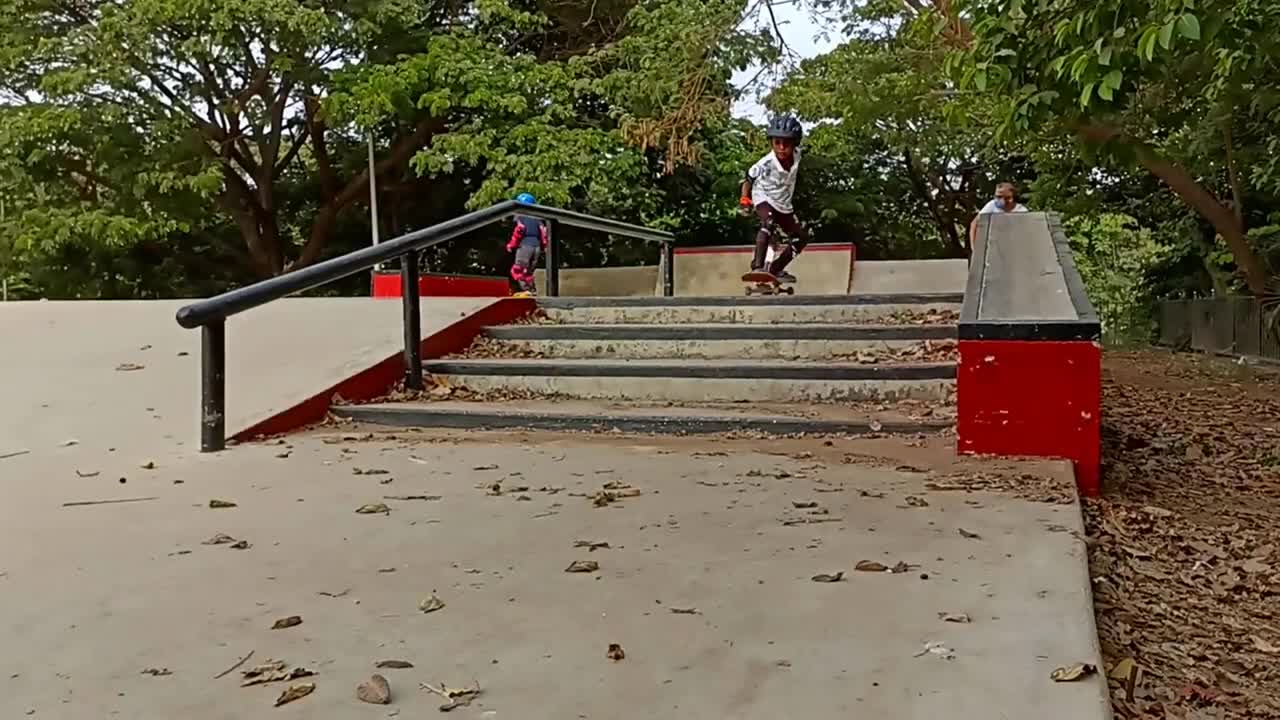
[175,200,678,452]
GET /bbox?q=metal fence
[1158,297,1280,361]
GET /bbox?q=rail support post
[546,219,561,297]
[661,242,674,297]
[401,249,424,390]
[200,320,226,452]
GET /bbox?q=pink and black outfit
[508,215,548,293]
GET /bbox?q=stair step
[485,323,957,341]
[535,293,963,326]
[336,400,953,436]
[536,293,963,308]
[425,358,955,380]
[424,358,955,403]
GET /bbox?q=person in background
[507,192,547,296]
[969,182,1028,248]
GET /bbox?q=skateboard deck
[741,271,795,296]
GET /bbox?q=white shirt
[747,150,801,214]
[978,199,1028,214]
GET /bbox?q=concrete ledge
[961,213,1099,341]
[538,293,964,309]
[486,323,958,341]
[335,402,953,436]
[424,358,957,381]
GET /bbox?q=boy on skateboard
[740,114,809,284]
[507,192,547,296]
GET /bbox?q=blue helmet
[516,192,536,204]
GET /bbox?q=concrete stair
[337,293,961,435]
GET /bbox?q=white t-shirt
[747,150,802,214]
[978,199,1028,214]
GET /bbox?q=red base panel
[372,271,510,298]
[956,339,1102,496]
[233,298,535,442]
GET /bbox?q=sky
[730,1,840,121]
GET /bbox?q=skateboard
[742,271,795,296]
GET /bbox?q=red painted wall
[233,298,535,442]
[371,271,509,298]
[956,339,1102,496]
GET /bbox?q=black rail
[175,200,677,452]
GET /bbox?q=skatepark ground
[0,298,1110,719]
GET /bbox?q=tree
[770,1,1028,257]
[959,0,1280,294]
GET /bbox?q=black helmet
[765,114,803,143]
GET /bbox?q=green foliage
[1065,213,1172,344]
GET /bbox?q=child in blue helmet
[507,193,547,295]
[740,115,809,283]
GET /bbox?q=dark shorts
[754,203,805,239]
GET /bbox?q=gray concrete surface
[534,266,659,297]
[542,302,961,325]
[976,214,1077,321]
[433,373,955,403]
[489,337,944,360]
[850,259,969,295]
[670,245,855,296]
[0,297,489,459]
[0,429,1108,720]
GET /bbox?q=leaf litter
[1087,351,1280,719]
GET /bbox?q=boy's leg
[766,212,810,276]
[751,203,778,271]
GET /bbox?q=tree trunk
[1076,122,1269,295]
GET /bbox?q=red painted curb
[371,271,510,298]
[232,298,536,442]
[956,339,1102,496]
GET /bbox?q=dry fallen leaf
[1050,663,1097,682]
[938,612,971,624]
[419,593,446,614]
[421,682,481,712]
[115,362,145,372]
[384,494,442,501]
[565,560,600,573]
[230,540,251,550]
[355,503,391,514]
[1251,636,1280,654]
[904,495,929,508]
[356,674,391,705]
[202,533,236,545]
[791,500,819,509]
[375,660,414,669]
[242,660,287,679]
[1108,657,1137,680]
[208,499,237,509]
[855,560,888,572]
[271,615,302,630]
[669,607,700,615]
[914,641,955,660]
[573,540,610,551]
[607,643,626,661]
[958,528,982,540]
[811,572,845,583]
[242,666,315,687]
[275,682,315,706]
[140,667,172,677]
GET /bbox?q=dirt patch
[1090,350,1280,719]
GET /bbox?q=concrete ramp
[850,259,968,295]
[0,297,498,457]
[670,243,855,296]
[534,266,658,297]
